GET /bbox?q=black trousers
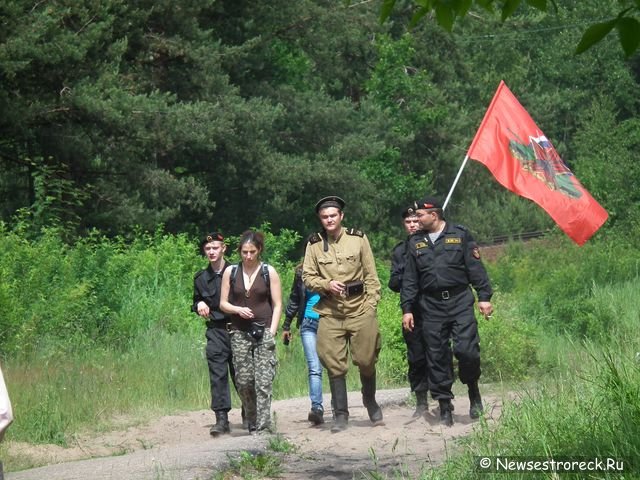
[205,325,236,412]
[418,289,481,401]
[402,317,429,393]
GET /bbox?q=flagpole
[443,154,469,211]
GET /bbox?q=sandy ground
[4,388,502,480]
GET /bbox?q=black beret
[315,195,346,213]
[401,206,418,218]
[200,231,224,251]
[413,196,443,211]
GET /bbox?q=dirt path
[5,388,503,480]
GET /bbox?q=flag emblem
[508,133,581,199]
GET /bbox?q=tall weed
[3,330,208,445]
[489,236,640,338]
[420,276,640,479]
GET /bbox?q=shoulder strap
[261,263,270,290]
[262,263,272,306]
[230,265,239,287]
[308,232,323,244]
[345,227,364,237]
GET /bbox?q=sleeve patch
[472,247,481,259]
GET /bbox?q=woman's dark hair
[237,230,264,253]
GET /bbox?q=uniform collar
[205,261,226,280]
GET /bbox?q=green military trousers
[316,306,381,378]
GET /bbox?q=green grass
[3,330,210,446]
[3,228,640,478]
[406,277,640,480]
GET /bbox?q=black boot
[329,376,349,433]
[412,390,429,418]
[439,399,453,427]
[468,381,484,419]
[210,410,230,436]
[360,373,383,425]
[308,407,324,425]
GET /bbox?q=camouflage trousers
[230,328,277,431]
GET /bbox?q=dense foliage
[2,221,638,455]
[1,0,638,251]
[380,0,640,57]
[1,2,640,468]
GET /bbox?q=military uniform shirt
[388,239,408,293]
[400,223,492,314]
[302,227,381,318]
[192,263,230,324]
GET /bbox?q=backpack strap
[230,264,239,288]
[261,263,270,291]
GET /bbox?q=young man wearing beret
[192,232,238,436]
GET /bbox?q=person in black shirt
[400,197,493,426]
[388,206,430,418]
[192,232,237,436]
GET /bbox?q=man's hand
[328,280,346,296]
[197,301,210,318]
[402,312,414,331]
[478,301,493,319]
[282,330,292,345]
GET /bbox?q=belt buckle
[441,290,450,300]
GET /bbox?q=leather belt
[425,285,469,300]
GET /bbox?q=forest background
[1,0,638,247]
[1,0,640,477]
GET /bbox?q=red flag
[467,80,608,246]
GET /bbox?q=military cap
[315,195,346,213]
[199,231,225,252]
[413,196,443,211]
[401,206,418,218]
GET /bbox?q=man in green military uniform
[302,196,383,433]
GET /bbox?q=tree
[379,0,640,57]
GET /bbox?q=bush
[477,295,540,382]
[488,235,640,339]
[0,224,299,354]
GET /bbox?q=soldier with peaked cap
[302,196,383,433]
[388,206,431,418]
[400,196,493,427]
